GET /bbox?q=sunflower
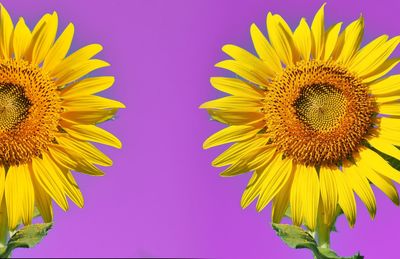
[201,3,400,231]
[0,4,124,237]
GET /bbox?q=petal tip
[209,77,217,85]
[118,101,126,109]
[214,60,229,69]
[202,141,211,150]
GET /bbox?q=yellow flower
[0,4,124,234]
[201,3,400,230]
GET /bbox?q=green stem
[316,221,331,249]
[312,221,331,259]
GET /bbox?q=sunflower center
[0,59,61,166]
[264,60,376,166]
[0,83,31,131]
[294,84,347,132]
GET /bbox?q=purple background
[3,0,400,258]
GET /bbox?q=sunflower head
[202,3,400,230]
[0,4,125,234]
[266,59,377,166]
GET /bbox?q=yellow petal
[54,59,110,87]
[199,96,261,112]
[357,148,400,183]
[0,167,5,207]
[51,44,103,77]
[369,75,400,96]
[319,166,338,224]
[212,136,269,167]
[240,171,259,208]
[49,144,105,176]
[267,12,294,65]
[56,135,112,167]
[379,102,400,116]
[375,95,400,104]
[239,152,279,207]
[36,154,83,208]
[30,172,53,223]
[4,167,19,229]
[61,76,115,98]
[369,137,400,161]
[16,164,35,226]
[24,13,49,61]
[352,36,400,77]
[0,4,13,59]
[256,158,292,211]
[43,23,74,71]
[357,161,399,205]
[31,155,69,211]
[334,170,356,227]
[0,199,8,247]
[34,153,83,209]
[31,13,50,35]
[290,164,306,226]
[334,16,364,64]
[62,123,121,148]
[271,168,294,223]
[250,23,282,73]
[311,4,325,60]
[293,18,311,60]
[289,165,321,230]
[215,60,269,88]
[302,166,320,230]
[210,77,263,99]
[343,163,376,218]
[61,109,118,125]
[208,110,263,126]
[379,117,400,131]
[203,125,261,149]
[362,58,400,83]
[222,44,275,78]
[60,168,84,208]
[377,129,400,145]
[379,117,400,140]
[30,12,58,65]
[12,17,31,60]
[221,146,276,177]
[349,35,388,73]
[63,95,125,111]
[5,164,35,229]
[323,22,342,60]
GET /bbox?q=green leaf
[0,223,53,258]
[319,247,339,257]
[272,223,321,256]
[272,223,363,259]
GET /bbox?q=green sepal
[0,223,53,258]
[272,223,363,259]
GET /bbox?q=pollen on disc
[0,59,61,166]
[0,83,31,131]
[264,60,376,166]
[295,84,347,132]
